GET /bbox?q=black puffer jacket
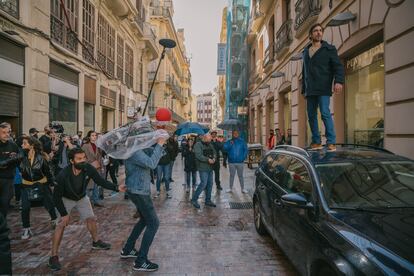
[19,152,54,185]
[0,139,22,179]
[0,213,12,275]
[182,144,197,172]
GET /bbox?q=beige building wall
[148,0,192,124]
[248,0,414,159]
[218,7,228,114]
[0,0,158,136]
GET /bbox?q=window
[84,103,94,134]
[125,44,134,89]
[285,158,312,201]
[49,94,77,135]
[116,36,124,81]
[263,154,291,185]
[82,0,95,64]
[97,14,115,76]
[51,0,78,53]
[0,0,19,18]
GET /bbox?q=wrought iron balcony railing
[275,19,292,56]
[294,0,321,31]
[263,43,274,68]
[0,0,19,18]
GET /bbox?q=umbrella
[217,119,245,131]
[175,122,209,135]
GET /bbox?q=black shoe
[120,248,139,259]
[191,200,200,209]
[92,240,111,250]
[48,256,61,271]
[93,202,104,208]
[133,260,159,272]
[170,179,174,182]
[205,201,217,207]
[216,185,223,191]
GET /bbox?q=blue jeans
[192,170,213,203]
[156,164,171,192]
[185,171,197,188]
[169,161,174,181]
[306,96,336,144]
[123,193,159,265]
[87,182,101,204]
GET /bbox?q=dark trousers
[106,162,119,185]
[0,178,14,217]
[123,193,160,265]
[14,183,22,201]
[21,184,57,228]
[0,213,12,275]
[213,163,221,187]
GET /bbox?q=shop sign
[346,43,384,73]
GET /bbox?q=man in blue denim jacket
[121,136,166,272]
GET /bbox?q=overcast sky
[173,0,227,95]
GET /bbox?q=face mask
[74,162,87,170]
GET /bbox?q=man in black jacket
[48,147,126,271]
[302,23,344,152]
[210,131,223,191]
[0,212,11,275]
[0,122,23,217]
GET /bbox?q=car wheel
[253,200,267,235]
[316,265,337,276]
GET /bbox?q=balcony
[275,20,292,58]
[172,110,185,124]
[263,44,274,72]
[148,71,156,81]
[294,0,321,36]
[150,6,171,18]
[142,23,159,59]
[0,0,19,18]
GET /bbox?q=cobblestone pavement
[7,157,298,275]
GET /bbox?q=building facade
[248,0,414,159]
[218,7,227,115]
[0,0,159,136]
[196,92,212,128]
[147,0,192,125]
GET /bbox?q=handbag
[27,183,44,202]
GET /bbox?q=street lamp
[142,38,176,116]
[327,11,357,27]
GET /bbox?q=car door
[264,153,292,239]
[256,153,277,231]
[273,156,320,275]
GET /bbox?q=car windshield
[315,160,414,209]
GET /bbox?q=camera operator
[191,133,217,209]
[53,134,76,177]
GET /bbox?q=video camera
[50,122,64,134]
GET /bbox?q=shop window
[49,94,77,135]
[84,103,94,134]
[345,43,384,147]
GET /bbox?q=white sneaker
[242,189,248,194]
[226,189,232,193]
[21,228,33,240]
[153,192,160,198]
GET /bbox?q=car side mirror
[281,193,314,209]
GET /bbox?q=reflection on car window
[316,161,414,208]
[266,154,291,184]
[285,158,313,201]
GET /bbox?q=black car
[253,145,414,276]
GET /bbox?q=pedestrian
[276,128,285,145]
[105,155,119,186]
[121,135,166,272]
[19,136,57,239]
[267,129,276,150]
[0,212,12,275]
[154,138,174,199]
[29,127,39,139]
[0,122,22,217]
[39,126,54,156]
[286,128,292,145]
[223,130,248,194]
[182,139,197,193]
[53,134,76,177]
[77,131,83,146]
[302,23,344,152]
[168,135,179,183]
[210,130,223,191]
[191,133,217,209]
[48,147,125,271]
[82,130,104,207]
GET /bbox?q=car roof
[271,145,412,165]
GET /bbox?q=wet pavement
[7,157,297,275]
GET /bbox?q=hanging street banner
[217,43,227,75]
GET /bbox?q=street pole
[142,38,176,116]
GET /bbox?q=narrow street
[8,157,297,275]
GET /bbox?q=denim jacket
[125,144,165,195]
